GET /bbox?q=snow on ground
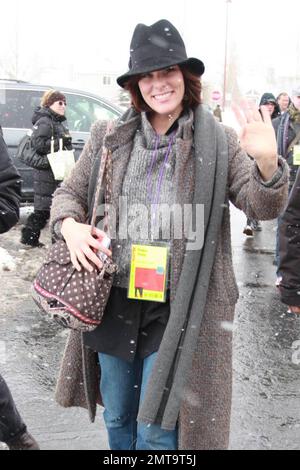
[0,247,16,271]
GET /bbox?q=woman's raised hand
[232,100,278,181]
[61,217,112,272]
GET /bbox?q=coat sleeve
[31,117,54,155]
[225,126,289,220]
[278,168,300,306]
[0,134,21,233]
[26,152,50,170]
[50,120,107,238]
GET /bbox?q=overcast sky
[1,0,299,93]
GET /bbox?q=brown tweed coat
[50,106,289,450]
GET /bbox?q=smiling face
[277,94,290,112]
[138,65,185,120]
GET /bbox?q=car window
[64,93,119,132]
[0,88,120,132]
[0,89,43,128]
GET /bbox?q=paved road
[230,207,300,450]
[0,205,300,450]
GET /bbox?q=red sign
[212,90,221,101]
[135,267,165,292]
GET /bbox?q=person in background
[273,86,300,285]
[278,166,300,313]
[0,126,39,450]
[0,126,20,233]
[213,104,222,122]
[49,19,288,450]
[243,92,281,236]
[259,93,281,119]
[273,87,300,188]
[20,90,72,247]
[276,92,291,115]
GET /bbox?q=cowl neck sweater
[113,110,194,287]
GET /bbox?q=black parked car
[0,79,122,202]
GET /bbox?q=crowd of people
[241,87,300,288]
[0,18,299,451]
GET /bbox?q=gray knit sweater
[113,111,193,287]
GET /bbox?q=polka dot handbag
[32,123,117,331]
[32,239,117,331]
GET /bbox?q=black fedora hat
[117,19,205,88]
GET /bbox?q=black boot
[20,210,49,247]
[20,226,42,247]
[7,431,40,450]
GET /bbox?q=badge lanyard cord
[147,132,175,240]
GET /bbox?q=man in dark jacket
[278,166,300,314]
[273,86,300,280]
[0,126,39,450]
[0,128,21,233]
[273,87,300,189]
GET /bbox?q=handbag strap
[90,121,114,234]
[49,120,56,153]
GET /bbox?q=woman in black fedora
[49,19,288,449]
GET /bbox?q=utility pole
[14,0,20,79]
[223,0,232,109]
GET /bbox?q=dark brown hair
[124,65,202,112]
[41,90,66,108]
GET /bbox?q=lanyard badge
[128,243,169,303]
[293,145,300,165]
[127,131,175,303]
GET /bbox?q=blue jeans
[98,352,178,450]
